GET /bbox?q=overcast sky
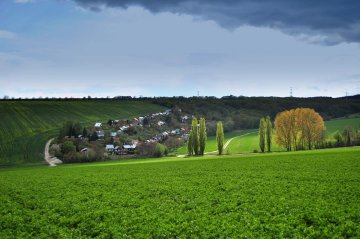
[0,0,359,98]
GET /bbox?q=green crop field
[1,147,359,238]
[0,100,165,165]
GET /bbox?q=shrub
[154,143,167,158]
[63,152,81,163]
[61,140,76,155]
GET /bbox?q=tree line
[187,117,225,156]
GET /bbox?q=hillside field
[0,147,359,238]
[0,100,165,165]
[176,117,360,155]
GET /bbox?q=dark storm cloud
[72,0,360,45]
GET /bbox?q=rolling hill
[0,100,165,165]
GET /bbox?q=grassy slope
[325,117,360,137]
[0,100,164,165]
[1,147,359,238]
[213,117,360,154]
[175,130,253,154]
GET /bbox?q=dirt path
[44,138,62,166]
[206,131,257,154]
[177,130,257,157]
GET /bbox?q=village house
[106,144,115,152]
[181,115,189,123]
[94,122,102,128]
[122,144,137,154]
[96,131,105,138]
[164,109,172,114]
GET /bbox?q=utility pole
[290,87,293,97]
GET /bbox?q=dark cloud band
[72,0,360,45]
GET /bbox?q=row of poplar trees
[259,116,273,152]
[187,117,207,155]
[187,117,225,156]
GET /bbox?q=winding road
[44,138,62,166]
[206,131,257,154]
[177,130,257,157]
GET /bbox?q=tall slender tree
[216,121,224,155]
[344,128,351,146]
[265,116,272,152]
[259,117,266,153]
[191,117,200,155]
[187,130,193,155]
[199,117,207,155]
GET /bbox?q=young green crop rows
[1,147,359,238]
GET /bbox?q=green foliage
[343,128,352,146]
[0,147,359,238]
[333,131,344,146]
[177,118,360,155]
[187,130,193,156]
[154,96,360,133]
[61,140,76,155]
[191,117,199,155]
[259,117,266,153]
[199,117,207,155]
[0,100,164,165]
[265,116,272,152]
[82,128,88,138]
[154,143,167,158]
[58,121,82,139]
[216,121,224,155]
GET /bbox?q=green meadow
[0,100,164,165]
[1,147,359,238]
[177,117,360,155]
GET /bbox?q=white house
[106,144,115,152]
[157,121,165,126]
[96,131,105,138]
[94,122,102,128]
[181,116,189,122]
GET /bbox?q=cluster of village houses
[92,109,190,155]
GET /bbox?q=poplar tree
[265,116,272,152]
[199,117,207,155]
[259,117,266,153]
[187,130,193,155]
[191,117,200,155]
[216,121,224,155]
